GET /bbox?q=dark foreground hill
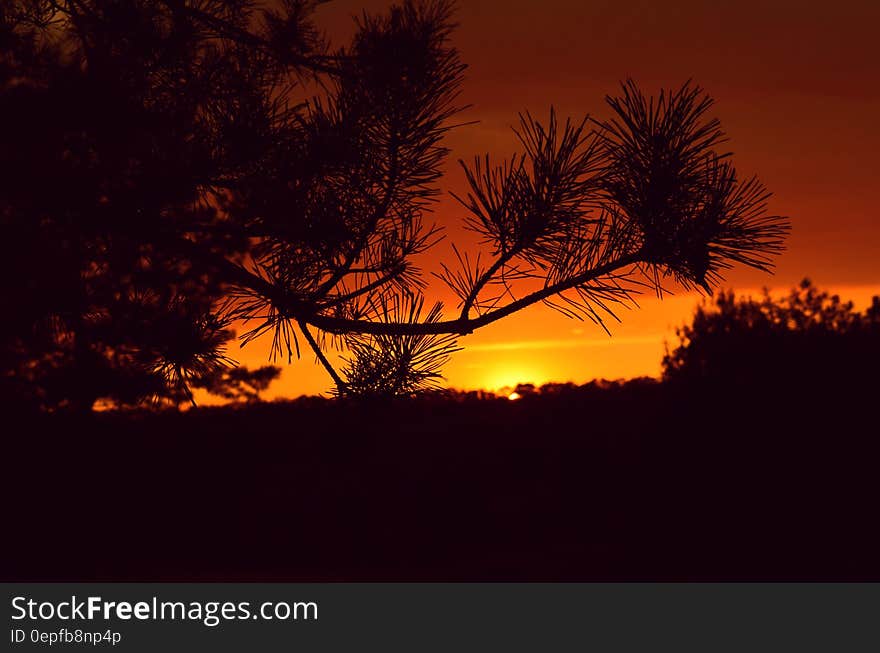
[3,375,877,581]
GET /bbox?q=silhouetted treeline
[4,280,879,580]
[4,374,877,581]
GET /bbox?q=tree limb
[306,251,642,336]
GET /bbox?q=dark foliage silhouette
[194,363,281,403]
[664,279,880,390]
[1,0,788,409]
[3,283,879,580]
[5,349,878,581]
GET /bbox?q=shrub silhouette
[1,0,788,408]
[663,279,880,391]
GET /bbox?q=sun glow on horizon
[198,284,880,402]
[479,363,549,393]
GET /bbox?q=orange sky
[203,0,880,400]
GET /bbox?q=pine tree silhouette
[1,1,788,408]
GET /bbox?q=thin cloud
[462,335,662,353]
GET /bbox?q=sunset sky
[213,0,880,400]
